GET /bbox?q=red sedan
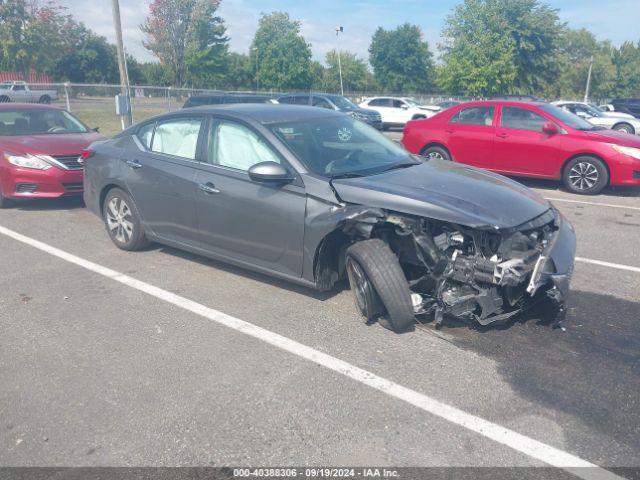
[402,100,640,194]
[0,104,104,207]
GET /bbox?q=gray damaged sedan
[83,105,576,332]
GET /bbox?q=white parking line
[546,197,640,211]
[0,224,624,480]
[576,257,640,273]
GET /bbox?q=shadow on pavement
[9,196,85,211]
[439,289,640,463]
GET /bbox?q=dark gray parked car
[83,105,576,331]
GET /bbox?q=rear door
[367,98,394,124]
[192,117,306,277]
[122,115,203,246]
[445,105,496,167]
[493,105,564,176]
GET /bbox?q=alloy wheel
[427,151,444,160]
[106,197,134,244]
[346,257,375,320]
[568,162,599,191]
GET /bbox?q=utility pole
[111,0,132,128]
[584,55,594,103]
[336,26,344,96]
[252,46,259,92]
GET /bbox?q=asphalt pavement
[0,159,638,474]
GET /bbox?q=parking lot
[0,159,639,476]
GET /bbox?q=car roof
[182,103,342,124]
[0,103,63,111]
[455,100,547,108]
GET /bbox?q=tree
[324,50,368,93]
[53,24,119,83]
[139,62,174,86]
[550,28,615,101]
[221,52,253,90]
[368,23,434,93]
[141,0,229,87]
[249,12,312,90]
[612,41,640,98]
[0,0,73,78]
[440,0,564,96]
[184,0,229,87]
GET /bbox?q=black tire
[421,145,451,161]
[562,156,609,195]
[0,96,9,103]
[346,239,415,333]
[0,185,14,209]
[613,123,634,135]
[38,95,51,104]
[411,114,426,120]
[102,188,149,250]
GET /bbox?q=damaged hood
[331,160,551,229]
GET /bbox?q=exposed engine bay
[337,207,570,328]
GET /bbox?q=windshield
[326,95,358,110]
[539,104,598,130]
[271,116,419,178]
[403,98,420,107]
[0,109,89,136]
[0,83,11,90]
[580,104,603,117]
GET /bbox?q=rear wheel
[563,156,609,195]
[0,96,9,103]
[103,188,149,250]
[421,145,451,161]
[346,239,415,333]
[613,123,634,135]
[38,95,51,104]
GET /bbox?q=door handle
[199,182,220,195]
[497,132,509,139]
[445,129,454,134]
[126,159,142,169]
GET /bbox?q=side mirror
[248,161,294,183]
[400,104,409,110]
[575,111,589,119]
[542,123,559,135]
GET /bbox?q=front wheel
[38,95,51,104]
[346,239,415,333]
[563,156,609,195]
[103,188,149,250]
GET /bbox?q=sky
[62,0,640,64]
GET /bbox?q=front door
[493,106,563,176]
[122,116,203,246]
[193,118,306,277]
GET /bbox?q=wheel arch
[99,182,130,212]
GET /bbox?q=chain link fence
[19,83,473,136]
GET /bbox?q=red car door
[493,105,564,177]
[445,105,496,167]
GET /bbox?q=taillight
[78,149,94,165]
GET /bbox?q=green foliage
[141,0,229,87]
[323,50,369,93]
[139,62,174,87]
[368,23,434,93]
[611,41,640,98]
[0,0,73,78]
[221,52,254,90]
[440,0,563,96]
[184,0,229,87]
[249,12,312,90]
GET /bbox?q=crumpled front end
[343,207,576,328]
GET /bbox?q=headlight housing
[4,152,52,170]
[612,145,640,160]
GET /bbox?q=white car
[359,96,439,130]
[552,101,640,135]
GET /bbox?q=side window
[369,98,389,107]
[13,84,26,91]
[208,120,281,172]
[450,107,495,126]
[501,107,548,132]
[312,97,333,109]
[136,122,155,149]
[151,118,202,159]
[392,99,405,108]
